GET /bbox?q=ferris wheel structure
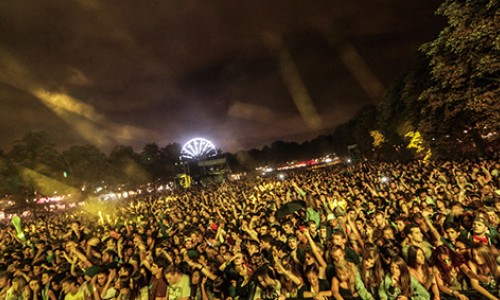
[180,138,218,160]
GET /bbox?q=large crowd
[0,158,499,300]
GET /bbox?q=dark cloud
[0,0,444,153]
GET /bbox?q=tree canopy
[417,0,499,154]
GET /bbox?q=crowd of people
[0,157,499,300]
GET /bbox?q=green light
[63,171,68,178]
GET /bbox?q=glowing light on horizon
[180,138,217,160]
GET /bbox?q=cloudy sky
[0,0,444,153]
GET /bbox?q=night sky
[0,0,445,153]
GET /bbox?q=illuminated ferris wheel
[180,138,218,160]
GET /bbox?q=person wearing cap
[471,216,492,246]
[326,213,340,239]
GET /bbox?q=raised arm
[421,210,443,247]
[273,250,303,287]
[303,229,327,269]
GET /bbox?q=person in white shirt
[163,265,191,300]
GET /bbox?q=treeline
[0,130,346,203]
[0,133,183,204]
